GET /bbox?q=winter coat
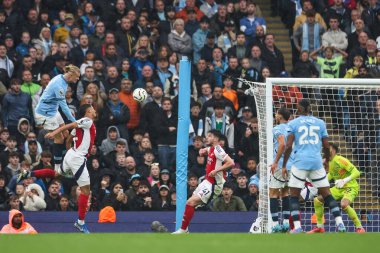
[22,184,46,211]
[2,91,33,128]
[0,209,37,234]
[167,30,193,58]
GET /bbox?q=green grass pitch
[1,233,379,253]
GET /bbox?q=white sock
[272,221,279,226]
[293,221,301,229]
[335,216,343,226]
[54,164,61,172]
[283,219,289,225]
[317,224,324,228]
[77,219,85,225]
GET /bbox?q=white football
[133,88,148,102]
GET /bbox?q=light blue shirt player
[287,115,328,170]
[35,74,76,129]
[273,123,293,170]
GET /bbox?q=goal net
[249,78,380,233]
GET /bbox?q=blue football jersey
[287,115,328,170]
[35,74,76,122]
[273,123,289,169]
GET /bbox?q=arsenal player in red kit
[173,130,235,234]
[18,104,96,233]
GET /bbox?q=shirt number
[298,126,320,145]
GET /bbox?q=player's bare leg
[74,185,91,233]
[172,195,202,234]
[319,187,346,232]
[340,198,365,233]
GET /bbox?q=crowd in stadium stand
[0,0,379,212]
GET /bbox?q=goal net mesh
[250,78,380,233]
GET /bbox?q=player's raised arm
[45,121,78,139]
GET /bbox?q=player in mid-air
[308,143,365,233]
[173,130,235,234]
[269,107,292,233]
[282,99,346,233]
[34,64,80,175]
[19,104,96,233]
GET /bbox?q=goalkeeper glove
[335,176,351,189]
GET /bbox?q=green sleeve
[316,57,324,65]
[327,173,332,181]
[335,156,360,179]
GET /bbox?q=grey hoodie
[99,126,129,155]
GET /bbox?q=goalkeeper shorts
[330,186,358,203]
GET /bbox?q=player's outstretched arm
[58,99,76,123]
[45,122,79,139]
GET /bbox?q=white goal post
[250,77,380,233]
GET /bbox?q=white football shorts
[35,112,64,131]
[62,148,90,187]
[288,166,329,189]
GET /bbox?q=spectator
[58,194,75,211]
[245,157,257,178]
[16,32,32,58]
[222,76,239,111]
[292,51,319,78]
[176,0,204,22]
[210,4,229,35]
[0,209,37,234]
[104,66,122,94]
[242,177,259,210]
[77,66,105,101]
[0,129,9,152]
[345,55,364,78]
[347,19,368,52]
[324,0,351,30]
[53,13,75,43]
[261,34,286,77]
[345,9,360,35]
[249,45,266,73]
[211,183,247,211]
[226,31,246,61]
[184,8,200,37]
[234,172,249,199]
[23,139,41,169]
[247,25,266,50]
[99,126,128,156]
[155,98,177,172]
[89,21,106,50]
[293,0,327,31]
[147,162,160,187]
[361,0,380,27]
[0,44,14,83]
[205,102,234,150]
[238,119,260,167]
[348,31,369,68]
[0,174,11,210]
[239,1,266,44]
[200,0,219,19]
[44,182,61,211]
[21,183,46,211]
[322,16,348,55]
[129,180,154,211]
[2,79,33,135]
[71,34,91,68]
[193,17,211,64]
[100,88,130,140]
[153,184,174,211]
[168,19,193,59]
[101,182,128,211]
[6,195,24,211]
[201,86,236,120]
[310,46,348,78]
[293,10,325,54]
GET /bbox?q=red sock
[32,169,56,178]
[181,204,195,230]
[78,193,90,221]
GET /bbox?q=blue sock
[270,198,279,224]
[290,196,300,221]
[53,143,65,165]
[282,196,290,221]
[324,194,341,218]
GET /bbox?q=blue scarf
[211,113,226,135]
[302,22,320,52]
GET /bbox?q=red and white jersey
[205,145,228,184]
[71,117,96,157]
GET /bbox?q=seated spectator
[147,162,160,187]
[239,1,266,45]
[58,194,75,211]
[129,180,154,211]
[138,149,156,178]
[192,16,211,64]
[200,86,236,121]
[151,169,174,195]
[261,34,286,77]
[103,66,122,94]
[0,174,11,210]
[54,13,75,43]
[0,44,14,83]
[16,32,33,58]
[187,173,199,198]
[245,157,257,178]
[23,139,41,169]
[222,76,239,111]
[293,0,327,31]
[344,55,364,78]
[0,209,37,234]
[32,27,53,57]
[322,16,348,55]
[153,184,174,211]
[211,183,247,211]
[44,181,61,211]
[21,183,46,211]
[238,120,260,167]
[249,45,266,73]
[133,65,161,90]
[242,177,259,211]
[15,118,32,151]
[292,51,319,78]
[103,140,130,170]
[184,8,200,37]
[176,0,204,22]
[101,182,128,211]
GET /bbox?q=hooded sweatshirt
[99,126,129,155]
[0,209,37,234]
[22,183,46,211]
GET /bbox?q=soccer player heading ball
[282,99,346,233]
[173,130,235,234]
[34,64,80,175]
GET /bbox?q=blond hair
[64,64,80,75]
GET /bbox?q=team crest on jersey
[338,169,346,175]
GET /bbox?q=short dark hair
[329,142,339,153]
[277,107,291,121]
[116,140,126,146]
[298,99,311,113]
[208,129,222,140]
[77,104,92,119]
[8,151,19,158]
